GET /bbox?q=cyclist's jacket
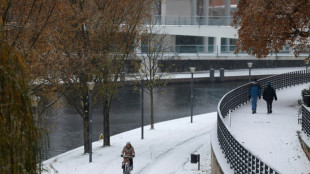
[122,146,135,156]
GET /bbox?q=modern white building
[141,0,240,56]
[141,0,300,60]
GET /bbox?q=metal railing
[146,15,233,26]
[139,44,309,57]
[302,105,310,137]
[217,70,310,173]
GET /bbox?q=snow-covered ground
[172,67,305,79]
[42,68,310,174]
[42,113,217,174]
[223,83,310,174]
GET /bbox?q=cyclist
[121,142,135,170]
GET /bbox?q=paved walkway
[223,83,310,174]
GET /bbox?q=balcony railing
[139,44,309,57]
[146,15,233,26]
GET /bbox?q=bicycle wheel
[125,164,130,174]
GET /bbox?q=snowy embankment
[43,113,217,174]
[128,67,305,81]
[172,67,305,79]
[224,83,310,174]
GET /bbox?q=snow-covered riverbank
[43,113,217,174]
[42,68,310,174]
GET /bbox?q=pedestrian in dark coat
[263,82,277,114]
[248,79,261,114]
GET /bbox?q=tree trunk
[103,98,111,146]
[83,114,90,153]
[150,88,154,129]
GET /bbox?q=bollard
[191,154,200,170]
[210,69,215,82]
[220,68,225,82]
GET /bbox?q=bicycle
[121,155,133,174]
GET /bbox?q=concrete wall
[298,132,310,161]
[155,25,237,39]
[166,0,191,16]
[164,0,238,15]
[166,35,176,52]
[211,147,224,174]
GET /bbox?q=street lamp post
[140,73,146,139]
[189,67,196,123]
[247,62,253,82]
[87,82,95,163]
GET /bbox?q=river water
[43,80,246,159]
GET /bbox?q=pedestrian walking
[263,82,277,114]
[248,79,261,114]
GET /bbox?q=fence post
[210,69,215,82]
[198,154,200,170]
[229,109,232,127]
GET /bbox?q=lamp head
[189,67,196,73]
[247,62,253,68]
[87,82,95,91]
[140,73,146,79]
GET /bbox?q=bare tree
[135,26,175,129]
[55,0,153,149]
[95,0,153,146]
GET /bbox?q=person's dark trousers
[267,100,273,113]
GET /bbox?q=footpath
[223,83,310,173]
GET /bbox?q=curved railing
[217,70,310,173]
[302,105,310,136]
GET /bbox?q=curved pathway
[223,83,310,173]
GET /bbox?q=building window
[176,36,203,53]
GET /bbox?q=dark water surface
[43,81,246,159]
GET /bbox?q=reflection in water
[43,81,246,159]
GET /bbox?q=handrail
[302,105,310,137]
[138,44,310,56]
[216,70,310,173]
[146,15,233,26]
